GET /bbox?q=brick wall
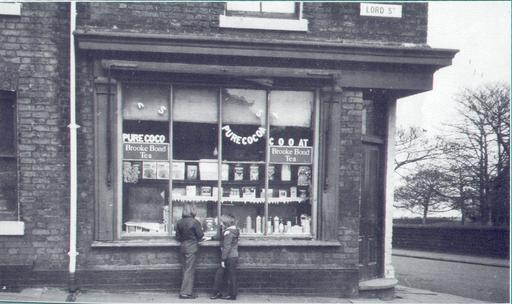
[0,2,70,270]
[76,2,427,46]
[393,225,510,258]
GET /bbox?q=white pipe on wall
[68,1,79,290]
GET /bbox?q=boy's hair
[182,203,197,218]
[220,214,235,227]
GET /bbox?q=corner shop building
[0,2,456,296]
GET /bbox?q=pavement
[0,249,506,304]
[0,285,485,304]
[392,249,509,268]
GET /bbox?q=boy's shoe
[179,294,197,299]
[210,293,223,299]
[221,295,236,300]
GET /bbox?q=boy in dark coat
[210,214,239,300]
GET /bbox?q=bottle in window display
[281,164,291,181]
[273,216,279,234]
[255,216,262,234]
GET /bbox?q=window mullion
[168,84,173,237]
[264,89,271,235]
[217,88,223,227]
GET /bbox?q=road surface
[393,255,509,303]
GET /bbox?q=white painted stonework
[0,221,25,235]
[384,99,396,278]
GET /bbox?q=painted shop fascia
[0,2,457,297]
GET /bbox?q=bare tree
[394,167,452,224]
[445,83,510,225]
[394,126,444,172]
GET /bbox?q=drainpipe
[68,1,80,292]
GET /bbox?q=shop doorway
[359,144,384,281]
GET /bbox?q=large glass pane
[172,87,219,236]
[268,90,314,236]
[121,83,170,235]
[221,88,267,235]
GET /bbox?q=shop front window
[172,87,219,236]
[118,84,316,238]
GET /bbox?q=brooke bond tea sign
[270,146,312,164]
[124,143,169,161]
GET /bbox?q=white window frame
[219,2,308,32]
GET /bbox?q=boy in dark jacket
[210,214,239,300]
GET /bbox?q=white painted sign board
[360,3,402,18]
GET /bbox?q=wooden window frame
[104,81,320,240]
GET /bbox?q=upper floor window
[219,1,308,32]
[226,1,298,18]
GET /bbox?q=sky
[396,1,511,134]
[394,1,511,218]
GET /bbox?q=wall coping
[394,224,510,231]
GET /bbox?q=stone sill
[219,15,308,32]
[359,278,398,291]
[92,238,341,248]
[0,3,21,16]
[82,263,351,271]
[0,221,24,236]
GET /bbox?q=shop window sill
[219,15,308,32]
[92,238,340,248]
[0,221,25,235]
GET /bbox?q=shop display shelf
[171,195,309,204]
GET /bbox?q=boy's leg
[226,258,238,298]
[212,266,226,294]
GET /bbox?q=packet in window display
[186,185,197,197]
[249,164,259,181]
[230,188,240,198]
[172,162,185,180]
[142,162,157,179]
[297,166,311,186]
[234,165,244,181]
[201,186,212,197]
[267,165,275,181]
[186,164,198,180]
[242,187,256,199]
[156,162,169,180]
[123,161,141,183]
